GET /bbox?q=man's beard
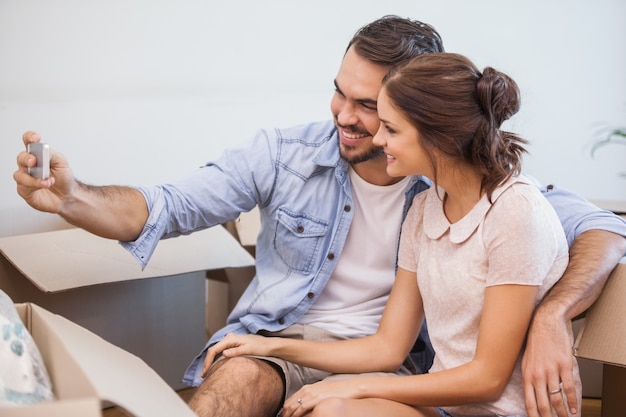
[336,120,385,164]
[339,141,385,164]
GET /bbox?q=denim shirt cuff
[119,187,167,269]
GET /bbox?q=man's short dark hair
[347,15,445,68]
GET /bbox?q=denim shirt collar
[313,128,352,190]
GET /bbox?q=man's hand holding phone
[15,132,75,215]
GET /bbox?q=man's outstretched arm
[15,131,148,241]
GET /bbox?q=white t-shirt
[299,169,411,337]
[398,176,570,416]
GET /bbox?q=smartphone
[27,142,51,179]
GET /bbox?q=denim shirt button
[327,253,335,260]
[344,205,351,212]
[278,318,285,325]
[307,292,315,299]
[296,226,304,233]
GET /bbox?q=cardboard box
[206,210,258,336]
[572,318,603,398]
[1,302,196,417]
[588,199,626,216]
[574,261,626,415]
[0,227,255,390]
[232,207,261,247]
[573,199,625,402]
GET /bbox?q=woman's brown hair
[382,52,527,201]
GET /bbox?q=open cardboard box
[1,301,196,417]
[0,226,255,390]
[207,210,259,336]
[574,261,626,416]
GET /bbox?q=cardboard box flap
[0,226,255,293]
[235,207,261,247]
[574,262,626,367]
[17,303,98,402]
[26,303,196,417]
[589,199,626,214]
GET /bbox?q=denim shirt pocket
[274,208,329,274]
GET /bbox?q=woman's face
[373,88,433,179]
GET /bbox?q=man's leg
[188,356,284,417]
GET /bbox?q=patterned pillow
[0,291,54,406]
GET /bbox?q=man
[14,15,626,417]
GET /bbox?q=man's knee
[310,397,348,417]
[208,356,282,385]
[190,356,284,417]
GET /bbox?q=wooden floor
[581,398,602,417]
[102,390,602,416]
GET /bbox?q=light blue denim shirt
[120,119,626,387]
[120,120,431,385]
[539,185,626,246]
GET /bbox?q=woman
[203,53,575,417]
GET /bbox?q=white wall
[1,0,625,237]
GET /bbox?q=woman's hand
[201,333,274,378]
[281,379,361,417]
